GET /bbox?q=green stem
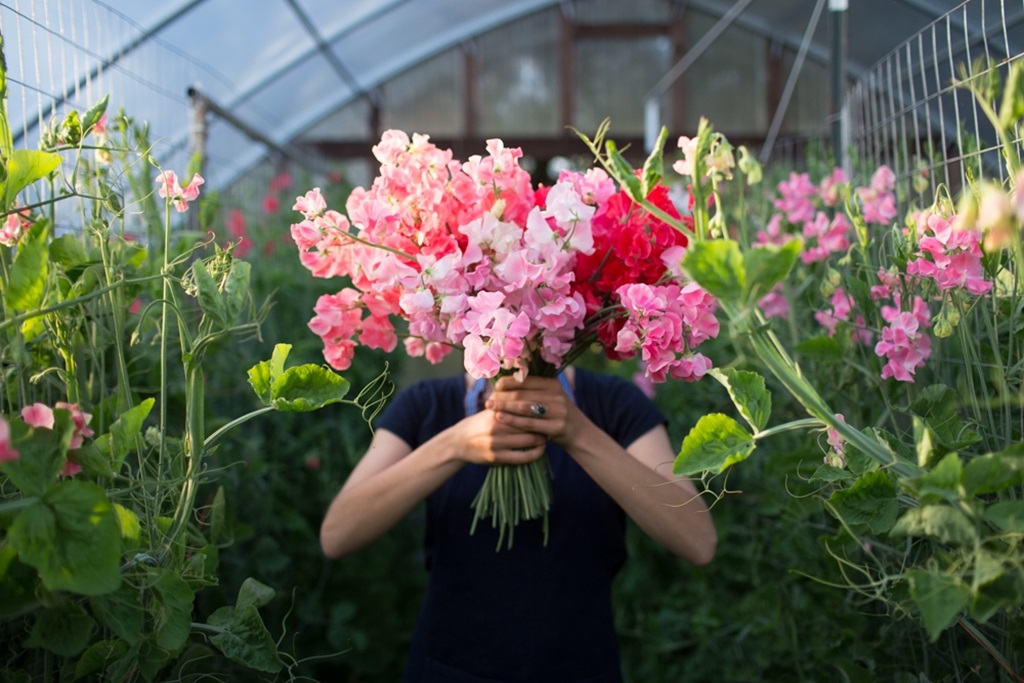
[755,417,822,440]
[204,406,275,450]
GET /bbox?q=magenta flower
[54,402,94,449]
[156,170,204,213]
[0,416,19,462]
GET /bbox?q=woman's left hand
[485,374,585,447]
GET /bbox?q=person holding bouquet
[296,130,720,681]
[319,365,717,682]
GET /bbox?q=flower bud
[932,316,953,338]
[819,268,842,298]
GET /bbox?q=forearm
[566,422,718,565]
[320,432,464,559]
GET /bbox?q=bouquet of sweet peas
[289,130,719,545]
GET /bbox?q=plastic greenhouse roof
[2,0,1018,189]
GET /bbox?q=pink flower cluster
[874,298,933,382]
[907,209,992,296]
[291,131,716,381]
[614,283,719,382]
[857,167,898,226]
[814,288,873,346]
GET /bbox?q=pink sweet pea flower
[824,413,847,468]
[0,416,19,462]
[55,402,95,449]
[156,170,205,213]
[875,311,932,382]
[21,403,55,429]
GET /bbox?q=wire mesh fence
[846,0,1024,198]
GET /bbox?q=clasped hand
[454,376,578,466]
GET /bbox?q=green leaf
[25,603,94,657]
[605,140,642,200]
[0,544,40,619]
[81,94,110,134]
[984,500,1024,532]
[673,413,755,476]
[708,368,771,432]
[151,568,194,650]
[5,219,50,312]
[9,480,122,595]
[208,605,284,673]
[113,504,141,547]
[827,470,898,534]
[90,583,145,645]
[209,487,227,545]
[909,384,981,452]
[74,640,129,681]
[903,451,963,502]
[681,240,745,303]
[191,258,227,327]
[49,234,91,268]
[247,343,292,405]
[970,569,1023,623]
[891,504,976,546]
[2,149,61,206]
[1,411,75,495]
[108,398,154,472]
[808,463,855,483]
[221,259,250,325]
[270,364,351,412]
[640,126,668,196]
[743,240,802,303]
[236,577,276,611]
[907,568,969,641]
[963,448,1024,495]
[793,336,844,363]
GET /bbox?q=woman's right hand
[449,409,547,466]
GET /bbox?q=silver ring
[530,403,547,417]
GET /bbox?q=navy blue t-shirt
[376,369,666,683]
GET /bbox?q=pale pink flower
[815,288,854,336]
[0,416,19,462]
[293,188,327,220]
[21,403,55,429]
[673,136,699,178]
[801,212,851,264]
[818,168,848,207]
[0,212,28,247]
[824,413,847,468]
[156,170,204,213]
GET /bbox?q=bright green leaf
[81,94,110,134]
[605,140,642,200]
[113,504,141,546]
[49,234,91,267]
[3,149,61,206]
[673,413,755,476]
[640,126,668,196]
[681,240,745,303]
[743,240,802,303]
[5,219,50,312]
[247,344,292,406]
[904,451,963,502]
[827,470,898,534]
[907,568,969,641]
[708,368,771,432]
[270,364,351,412]
[891,504,976,546]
